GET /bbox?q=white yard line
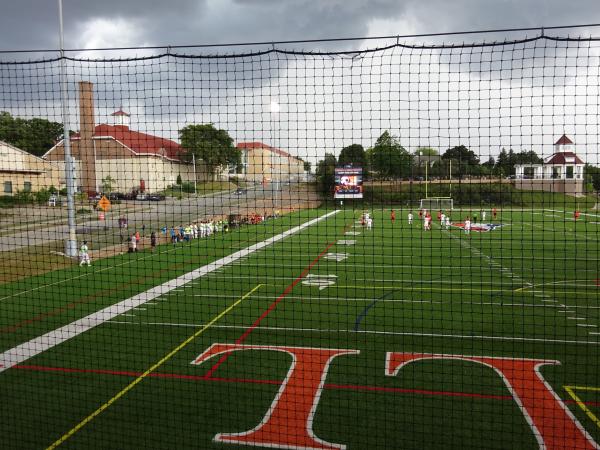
[107,321,600,346]
[0,210,339,372]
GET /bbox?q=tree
[179,124,241,180]
[338,144,367,168]
[315,153,337,195]
[442,145,480,179]
[303,160,312,173]
[0,111,63,157]
[496,149,543,177]
[368,131,413,179]
[496,148,509,176]
[584,164,600,192]
[414,147,439,157]
[413,147,441,178]
[101,175,116,194]
[480,157,495,176]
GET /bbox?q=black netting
[1,33,599,449]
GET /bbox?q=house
[235,142,305,183]
[43,81,207,194]
[514,135,585,196]
[0,140,61,195]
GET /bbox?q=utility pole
[58,0,78,257]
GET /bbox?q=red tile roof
[69,125,183,161]
[555,134,573,145]
[544,152,584,165]
[111,108,130,117]
[95,125,183,160]
[237,141,300,161]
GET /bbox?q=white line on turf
[107,321,600,345]
[0,210,339,372]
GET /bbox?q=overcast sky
[2,0,600,165]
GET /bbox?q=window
[23,181,32,192]
[4,181,12,194]
[566,166,574,179]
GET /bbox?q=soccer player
[391,210,396,223]
[574,210,581,220]
[437,210,442,222]
[445,215,451,229]
[366,216,373,230]
[408,211,413,225]
[492,207,497,219]
[440,212,446,227]
[79,241,91,266]
[424,213,432,231]
[464,216,471,234]
[482,210,486,222]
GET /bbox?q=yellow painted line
[46,284,263,450]
[564,385,600,429]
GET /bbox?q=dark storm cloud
[3,0,600,54]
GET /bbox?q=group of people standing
[165,220,229,246]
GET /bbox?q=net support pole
[58,0,78,257]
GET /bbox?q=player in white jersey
[408,212,413,225]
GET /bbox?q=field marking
[106,321,600,346]
[227,261,594,273]
[0,216,313,303]
[45,283,263,450]
[523,221,600,243]
[564,386,600,429]
[202,220,353,378]
[185,293,600,309]
[0,210,339,372]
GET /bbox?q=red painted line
[202,239,338,379]
[14,363,600,407]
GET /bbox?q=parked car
[123,191,138,200]
[233,188,247,196]
[136,193,147,201]
[108,192,124,200]
[147,193,165,201]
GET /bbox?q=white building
[514,135,585,196]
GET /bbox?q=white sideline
[0,210,339,372]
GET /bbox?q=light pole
[58,0,78,257]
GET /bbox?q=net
[419,197,454,210]
[0,32,599,449]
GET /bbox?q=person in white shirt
[408,212,413,225]
[464,217,471,234]
[79,241,91,266]
[366,217,373,230]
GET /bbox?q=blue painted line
[354,290,397,331]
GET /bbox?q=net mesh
[1,33,599,449]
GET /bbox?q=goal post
[419,197,454,211]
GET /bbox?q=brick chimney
[79,81,96,194]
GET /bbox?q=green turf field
[1,207,599,449]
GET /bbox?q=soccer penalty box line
[0,210,339,372]
[46,283,264,450]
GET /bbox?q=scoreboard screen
[334,167,363,199]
